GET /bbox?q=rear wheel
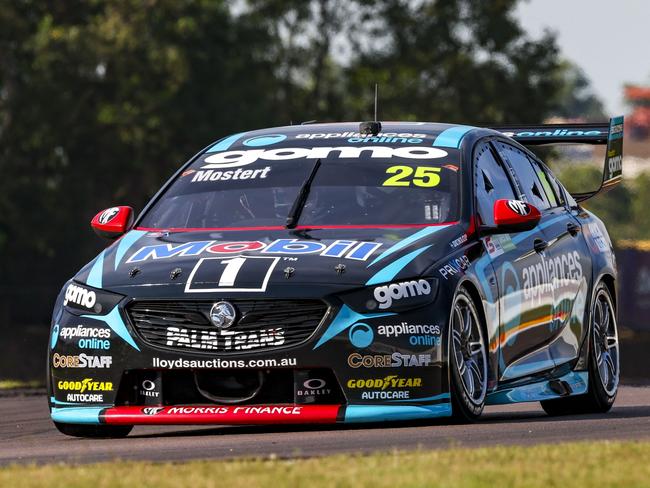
[541,282,619,416]
[449,288,488,421]
[54,422,133,438]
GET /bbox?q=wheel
[54,422,133,438]
[541,282,619,416]
[449,287,488,421]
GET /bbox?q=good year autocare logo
[373,279,431,309]
[200,146,448,169]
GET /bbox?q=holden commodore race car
[49,117,624,437]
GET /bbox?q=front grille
[126,299,328,354]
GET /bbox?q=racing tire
[449,287,488,422]
[54,422,133,438]
[541,282,619,416]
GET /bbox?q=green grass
[0,380,43,389]
[2,440,650,487]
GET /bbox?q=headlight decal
[81,306,140,351]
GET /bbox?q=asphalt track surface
[1,386,649,466]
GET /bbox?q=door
[492,141,590,378]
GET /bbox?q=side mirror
[91,206,134,239]
[491,199,541,233]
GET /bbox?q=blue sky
[516,0,650,116]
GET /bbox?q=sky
[516,0,650,116]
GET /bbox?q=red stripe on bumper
[102,405,342,425]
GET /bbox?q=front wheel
[54,422,133,438]
[541,282,619,416]
[449,288,488,422]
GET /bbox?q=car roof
[206,122,500,153]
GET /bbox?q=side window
[474,143,516,226]
[539,164,567,207]
[495,142,551,210]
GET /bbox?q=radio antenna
[359,83,382,136]
[374,83,379,122]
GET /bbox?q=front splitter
[51,402,452,425]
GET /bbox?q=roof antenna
[360,83,382,136]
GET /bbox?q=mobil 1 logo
[185,255,281,293]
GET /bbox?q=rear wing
[490,116,623,202]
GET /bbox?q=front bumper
[51,402,452,425]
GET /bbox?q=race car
[48,117,624,437]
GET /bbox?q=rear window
[139,139,462,229]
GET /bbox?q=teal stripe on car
[51,407,103,424]
[312,305,394,349]
[82,306,140,351]
[86,251,105,288]
[206,132,246,153]
[344,403,452,422]
[368,225,449,267]
[433,125,474,148]
[365,245,432,286]
[114,230,147,270]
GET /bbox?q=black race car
[49,118,624,437]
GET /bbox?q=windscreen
[139,141,462,229]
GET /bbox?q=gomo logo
[374,279,431,309]
[63,283,96,309]
[202,146,448,169]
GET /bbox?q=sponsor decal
[438,255,470,280]
[450,234,468,248]
[522,250,583,305]
[296,378,331,397]
[185,256,280,293]
[500,129,604,138]
[59,326,112,350]
[347,375,423,400]
[347,352,432,368]
[295,131,428,140]
[373,279,432,310]
[190,166,271,183]
[587,223,609,253]
[166,406,302,415]
[63,283,97,309]
[377,322,441,347]
[98,207,120,224]
[66,393,104,402]
[152,357,297,369]
[506,200,530,216]
[57,379,113,393]
[483,234,515,258]
[348,323,374,348]
[201,146,448,169]
[140,379,161,399]
[165,327,284,351]
[52,353,112,369]
[142,407,165,415]
[128,239,382,263]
